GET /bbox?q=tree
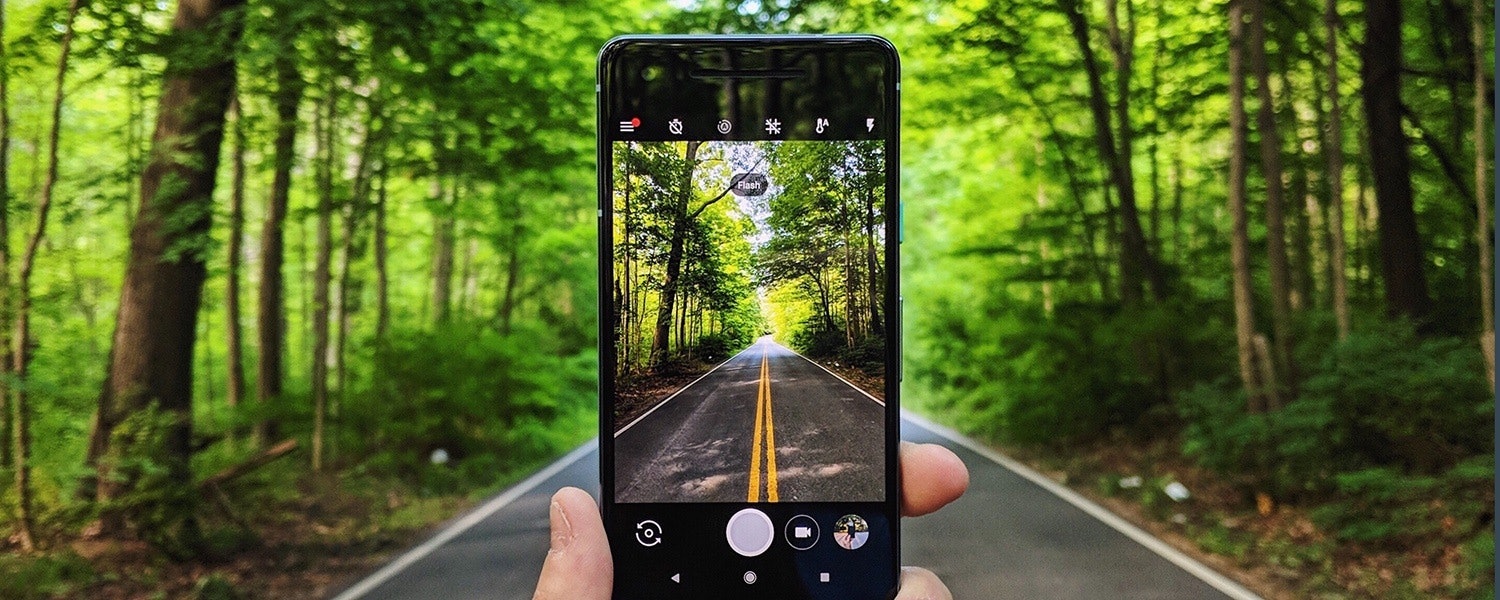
[1362,0,1432,324]
[13,0,84,551]
[1057,0,1167,304]
[94,0,246,542]
[1227,0,1272,412]
[225,94,247,435]
[1473,0,1494,387]
[255,9,304,447]
[1324,0,1350,339]
[310,81,336,472]
[1247,0,1294,403]
[0,0,11,472]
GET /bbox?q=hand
[534,441,970,600]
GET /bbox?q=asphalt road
[331,414,1262,600]
[614,337,884,503]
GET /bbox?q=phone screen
[599,36,899,599]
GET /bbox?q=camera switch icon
[635,520,662,547]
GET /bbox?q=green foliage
[352,323,593,491]
[0,551,96,600]
[1309,456,1492,549]
[96,402,202,560]
[918,289,1232,444]
[1180,322,1493,499]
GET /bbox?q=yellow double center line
[748,346,779,502]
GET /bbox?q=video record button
[784,514,819,550]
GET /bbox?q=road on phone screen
[329,420,1262,600]
[614,336,884,503]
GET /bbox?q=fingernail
[549,499,574,552]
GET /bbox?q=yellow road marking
[748,346,780,502]
[749,349,765,502]
[765,352,779,501]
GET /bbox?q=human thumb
[532,487,612,600]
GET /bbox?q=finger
[895,566,953,600]
[900,441,969,517]
[533,487,612,600]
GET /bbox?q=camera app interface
[610,138,888,505]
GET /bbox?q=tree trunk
[374,166,390,342]
[1249,0,1295,404]
[864,186,883,336]
[255,36,303,447]
[459,238,479,315]
[310,87,336,473]
[1474,0,1494,388]
[1060,0,1166,304]
[429,177,455,325]
[1325,0,1351,339]
[0,0,11,471]
[650,141,700,369]
[13,0,82,550]
[95,0,244,540]
[225,94,246,430]
[500,232,522,335]
[1363,0,1433,324]
[1228,0,1272,412]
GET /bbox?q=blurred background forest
[0,0,1491,598]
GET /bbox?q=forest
[0,0,1491,598]
[611,139,887,425]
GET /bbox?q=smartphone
[597,35,901,599]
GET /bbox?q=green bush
[915,291,1231,444]
[1179,322,1492,500]
[348,322,594,488]
[0,552,95,600]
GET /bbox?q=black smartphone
[596,35,901,599]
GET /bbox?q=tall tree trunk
[459,237,478,315]
[95,0,244,542]
[225,94,246,433]
[1249,0,1295,405]
[1474,0,1494,388]
[310,88,336,473]
[1171,146,1186,262]
[429,181,455,325]
[650,141,701,369]
[0,0,12,471]
[499,233,522,335]
[1229,0,1272,412]
[1363,0,1433,324]
[1325,0,1351,339]
[332,94,379,459]
[374,166,390,342]
[864,187,883,336]
[1060,0,1166,304]
[255,36,303,447]
[13,0,82,550]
